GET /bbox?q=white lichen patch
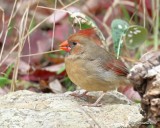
[133,31,138,35]
[133,27,138,30]
[80,19,87,23]
[128,34,133,38]
[129,39,133,44]
[118,25,123,29]
[135,30,141,33]
[125,25,128,29]
[71,12,86,19]
[129,31,133,34]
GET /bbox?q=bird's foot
[70,90,88,97]
[82,93,105,107]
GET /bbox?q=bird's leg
[70,90,88,97]
[82,93,105,107]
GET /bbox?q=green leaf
[78,23,92,29]
[29,19,36,32]
[7,20,14,36]
[4,63,14,78]
[147,124,155,128]
[60,76,75,91]
[125,25,148,49]
[64,77,74,91]
[134,99,141,104]
[0,77,11,87]
[56,65,65,75]
[111,19,129,57]
[120,5,130,21]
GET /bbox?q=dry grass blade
[153,0,159,50]
[142,0,146,27]
[51,0,57,50]
[0,7,4,38]
[0,0,18,61]
[11,6,29,91]
[20,50,61,57]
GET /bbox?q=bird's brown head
[59,28,103,55]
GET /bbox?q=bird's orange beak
[59,40,71,52]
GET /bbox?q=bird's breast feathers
[65,55,125,91]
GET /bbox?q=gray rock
[0,90,143,128]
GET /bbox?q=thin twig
[11,6,29,91]
[154,0,159,50]
[51,0,57,50]
[20,50,61,57]
[0,7,4,38]
[142,0,146,27]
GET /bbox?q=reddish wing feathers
[106,59,128,76]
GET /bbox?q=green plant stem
[142,0,146,27]
[154,0,159,50]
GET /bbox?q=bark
[128,51,160,125]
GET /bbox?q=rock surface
[0,90,143,128]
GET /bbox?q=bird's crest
[72,28,103,46]
[77,28,96,37]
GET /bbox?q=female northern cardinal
[60,28,129,106]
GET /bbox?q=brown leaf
[49,79,66,93]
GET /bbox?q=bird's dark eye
[72,42,77,46]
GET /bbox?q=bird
[59,28,129,106]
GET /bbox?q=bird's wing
[105,59,128,76]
